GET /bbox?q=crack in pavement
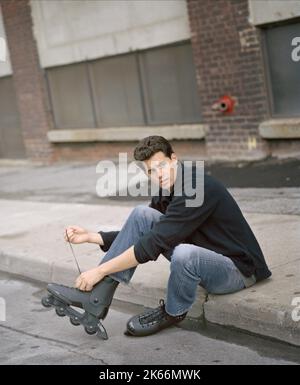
[1,324,110,365]
[65,346,109,365]
[0,324,78,349]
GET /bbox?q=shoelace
[139,299,166,324]
[65,229,82,274]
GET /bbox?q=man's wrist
[97,264,109,277]
[87,232,103,245]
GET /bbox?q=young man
[42,136,271,337]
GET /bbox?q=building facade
[0,0,299,162]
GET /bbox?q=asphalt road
[0,158,299,215]
[0,272,299,365]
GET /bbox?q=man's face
[144,151,178,190]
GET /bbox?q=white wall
[30,0,190,69]
[249,0,300,26]
[0,7,12,77]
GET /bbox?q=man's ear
[171,153,177,162]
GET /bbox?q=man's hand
[65,225,89,244]
[65,225,103,245]
[74,245,139,292]
[75,266,105,291]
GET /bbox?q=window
[0,76,25,158]
[0,76,20,129]
[47,62,95,129]
[46,42,202,129]
[140,43,202,125]
[89,54,144,127]
[263,21,300,117]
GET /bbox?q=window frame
[261,19,300,119]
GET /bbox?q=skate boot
[41,276,119,340]
[125,299,187,337]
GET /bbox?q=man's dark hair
[133,136,174,161]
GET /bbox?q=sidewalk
[1,199,299,346]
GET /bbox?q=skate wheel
[84,325,97,335]
[70,317,80,326]
[41,296,52,308]
[55,307,66,317]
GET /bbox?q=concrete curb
[204,279,300,347]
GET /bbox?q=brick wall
[187,0,271,160]
[1,0,54,163]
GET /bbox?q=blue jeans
[99,205,246,316]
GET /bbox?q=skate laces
[138,299,187,324]
[139,299,166,324]
[65,229,82,274]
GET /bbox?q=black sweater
[99,161,272,282]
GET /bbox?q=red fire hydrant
[211,95,236,114]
